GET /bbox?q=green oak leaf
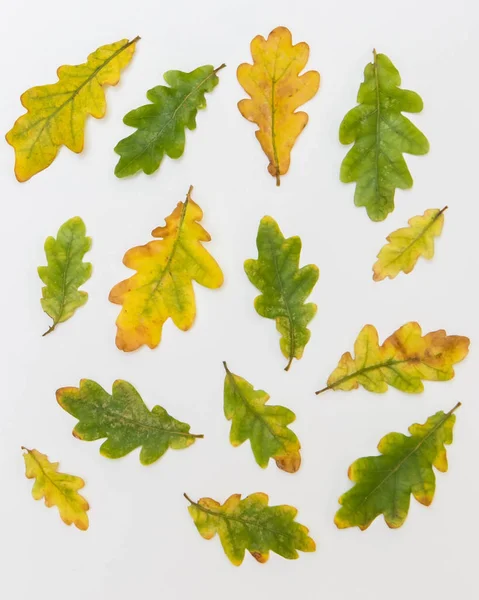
[335,403,460,531]
[38,216,92,336]
[56,379,203,465]
[244,216,319,370]
[114,64,225,177]
[223,362,301,473]
[339,50,429,221]
[185,492,316,565]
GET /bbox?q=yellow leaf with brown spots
[109,186,223,351]
[6,37,138,182]
[237,26,320,185]
[335,403,459,530]
[23,448,89,530]
[185,492,315,565]
[316,322,469,395]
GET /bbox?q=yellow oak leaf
[373,207,447,281]
[23,448,89,530]
[237,26,320,185]
[316,322,469,395]
[109,186,224,351]
[6,37,138,182]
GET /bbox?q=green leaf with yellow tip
[22,448,89,531]
[223,362,301,473]
[114,64,225,178]
[6,37,138,182]
[316,322,469,395]
[373,207,446,281]
[335,403,460,530]
[38,217,92,336]
[339,50,429,221]
[185,492,316,565]
[56,379,203,465]
[244,216,319,371]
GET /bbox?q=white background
[0,0,477,598]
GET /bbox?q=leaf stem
[213,63,227,74]
[184,492,196,505]
[42,323,56,337]
[284,356,293,372]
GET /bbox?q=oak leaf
[339,50,429,221]
[185,492,315,565]
[237,26,320,185]
[316,322,469,395]
[38,216,92,336]
[223,362,300,473]
[6,37,138,182]
[335,403,460,530]
[114,64,225,177]
[109,186,223,351]
[244,216,319,370]
[56,379,203,465]
[373,207,446,281]
[22,447,89,530]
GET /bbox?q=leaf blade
[114,64,224,178]
[223,362,300,473]
[109,186,223,351]
[245,216,319,369]
[38,216,92,336]
[23,448,89,530]
[316,322,469,395]
[335,404,459,530]
[185,492,315,565]
[373,207,446,281]
[339,51,429,221]
[237,26,320,185]
[56,379,202,465]
[6,37,138,181]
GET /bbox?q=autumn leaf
[109,186,223,351]
[339,50,429,221]
[237,26,320,185]
[244,216,319,370]
[223,362,300,473]
[185,492,315,565]
[335,403,460,530]
[373,207,447,281]
[56,379,203,465]
[6,37,138,182]
[38,217,92,336]
[22,447,89,530]
[114,64,225,178]
[316,322,469,395]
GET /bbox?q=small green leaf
[185,492,316,565]
[38,216,92,336]
[56,379,203,465]
[335,403,460,530]
[114,64,225,178]
[339,50,429,221]
[244,216,319,370]
[223,362,301,472]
